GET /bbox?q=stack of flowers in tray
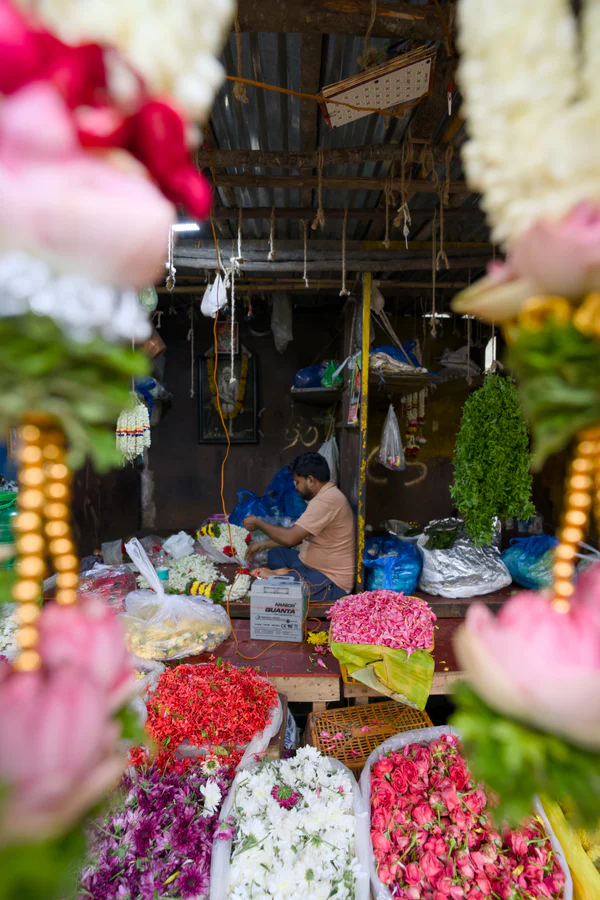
[328,590,437,709]
[368,734,567,899]
[140,662,280,771]
[215,746,367,900]
[78,761,232,900]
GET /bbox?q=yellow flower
[307,630,329,646]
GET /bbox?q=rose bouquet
[360,728,571,900]
[78,762,232,900]
[210,746,369,900]
[142,662,281,771]
[328,590,437,709]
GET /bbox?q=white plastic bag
[101,538,123,565]
[197,534,242,564]
[271,292,293,353]
[318,434,340,485]
[120,538,231,660]
[163,530,195,560]
[210,756,371,900]
[378,404,405,471]
[201,274,228,319]
[359,726,572,900]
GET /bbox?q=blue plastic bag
[293,366,326,389]
[229,490,271,526]
[264,467,307,520]
[363,538,422,593]
[501,534,558,590]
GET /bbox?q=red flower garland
[144,662,278,770]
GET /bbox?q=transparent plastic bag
[163,530,196,560]
[359,726,572,900]
[271,292,293,354]
[210,756,371,900]
[139,535,164,565]
[378,404,405,471]
[318,434,340,484]
[120,538,231,660]
[77,563,137,613]
[201,274,228,319]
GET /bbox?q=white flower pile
[137,553,223,593]
[0,603,18,658]
[209,523,250,562]
[0,253,151,343]
[227,572,252,601]
[227,747,363,900]
[21,0,235,122]
[457,0,600,246]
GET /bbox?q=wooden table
[187,618,463,710]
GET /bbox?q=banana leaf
[330,639,434,710]
[541,798,600,900]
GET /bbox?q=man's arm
[246,537,279,560]
[244,516,309,547]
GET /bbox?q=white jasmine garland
[209,524,250,562]
[226,747,364,900]
[19,0,235,122]
[457,0,600,247]
[0,604,18,658]
[137,553,223,593]
[226,572,252,601]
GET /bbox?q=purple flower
[271,784,300,809]
[176,864,210,898]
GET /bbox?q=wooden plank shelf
[290,386,343,405]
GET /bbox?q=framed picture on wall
[198,348,258,444]
[215,322,239,355]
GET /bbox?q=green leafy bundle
[508,321,600,469]
[0,314,149,471]
[451,682,600,829]
[450,374,535,545]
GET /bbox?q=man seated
[244,452,356,603]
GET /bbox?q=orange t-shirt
[296,482,356,591]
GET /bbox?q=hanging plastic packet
[318,434,340,484]
[378,404,405,471]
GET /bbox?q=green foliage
[451,682,600,829]
[450,374,535,545]
[0,314,149,472]
[508,321,600,469]
[0,823,86,900]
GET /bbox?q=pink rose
[0,662,124,842]
[377,865,394,885]
[373,757,394,777]
[398,758,420,785]
[405,863,422,885]
[414,803,436,826]
[371,809,389,832]
[421,851,444,881]
[448,763,471,791]
[39,595,135,712]
[413,746,432,776]
[449,888,465,900]
[441,786,460,812]
[463,789,487,817]
[456,854,475,880]
[475,873,492,896]
[455,573,600,748]
[0,83,175,290]
[392,768,409,795]
[371,831,392,853]
[372,781,396,811]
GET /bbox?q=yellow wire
[224,74,422,119]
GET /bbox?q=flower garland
[200,522,251,560]
[0,603,18,658]
[369,733,567,899]
[78,763,232,900]
[143,662,279,771]
[207,352,249,420]
[328,590,436,654]
[116,396,151,463]
[223,747,364,900]
[136,553,222,594]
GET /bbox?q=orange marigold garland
[207,352,249,420]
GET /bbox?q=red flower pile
[78,565,137,613]
[144,662,279,771]
[370,734,566,899]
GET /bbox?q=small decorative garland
[197,523,221,539]
[187,580,227,603]
[116,396,151,462]
[206,352,249,420]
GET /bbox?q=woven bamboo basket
[306,701,433,775]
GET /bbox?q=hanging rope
[233,16,248,104]
[340,207,351,297]
[383,176,393,249]
[431,208,438,338]
[442,145,454,206]
[267,206,276,261]
[302,219,310,288]
[358,0,379,70]
[394,135,414,248]
[188,304,195,398]
[420,144,440,191]
[436,191,450,271]
[229,272,236,383]
[166,227,176,293]
[311,149,326,231]
[466,269,473,385]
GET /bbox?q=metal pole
[356,273,371,590]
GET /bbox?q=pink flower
[391,768,409,795]
[373,757,394,777]
[333,731,344,741]
[464,789,487,817]
[455,570,600,749]
[441,786,460,812]
[0,82,174,290]
[421,850,444,880]
[372,831,392,853]
[405,863,422,885]
[413,803,435,826]
[320,730,330,738]
[377,865,394,885]
[396,757,420,786]
[317,658,327,669]
[0,662,124,842]
[360,725,370,733]
[39,595,135,712]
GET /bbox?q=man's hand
[243,515,260,532]
[246,541,264,560]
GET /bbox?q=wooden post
[356,273,371,590]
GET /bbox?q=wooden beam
[211,205,483,222]
[174,255,489,272]
[157,278,468,292]
[212,173,468,193]
[299,35,323,212]
[202,123,237,239]
[236,0,446,40]
[196,143,451,170]
[184,238,490,251]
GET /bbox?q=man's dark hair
[290,452,330,483]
